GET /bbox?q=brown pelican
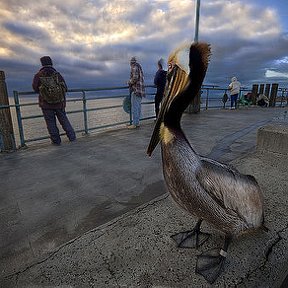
[147,42,265,284]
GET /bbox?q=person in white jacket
[228,76,241,109]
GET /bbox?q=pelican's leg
[171,219,210,248]
[195,235,232,284]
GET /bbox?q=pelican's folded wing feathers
[195,158,264,226]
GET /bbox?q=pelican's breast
[160,124,203,213]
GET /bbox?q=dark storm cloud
[3,21,50,40]
[205,34,288,87]
[66,58,107,72]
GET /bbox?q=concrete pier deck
[1,107,288,287]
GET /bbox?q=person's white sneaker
[127,124,139,129]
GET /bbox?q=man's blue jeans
[231,94,238,108]
[131,92,142,126]
[42,108,76,144]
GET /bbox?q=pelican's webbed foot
[196,236,231,284]
[171,219,210,248]
[196,248,226,284]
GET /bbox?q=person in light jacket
[228,76,241,109]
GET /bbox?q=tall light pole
[194,0,201,43]
[191,0,201,113]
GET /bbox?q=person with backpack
[32,56,76,145]
[153,58,167,118]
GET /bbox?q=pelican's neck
[160,123,196,152]
[160,123,200,170]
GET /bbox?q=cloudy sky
[1,0,288,95]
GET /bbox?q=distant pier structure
[251,82,286,107]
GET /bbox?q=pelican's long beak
[147,76,190,156]
[146,87,173,157]
[147,45,190,156]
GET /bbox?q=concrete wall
[257,123,288,155]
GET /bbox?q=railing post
[82,91,89,134]
[0,71,16,152]
[129,91,132,125]
[259,84,264,95]
[13,90,26,147]
[280,89,285,107]
[269,83,278,107]
[205,88,209,110]
[251,84,259,105]
[264,84,271,98]
[236,89,241,109]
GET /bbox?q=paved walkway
[1,107,288,287]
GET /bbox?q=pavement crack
[264,233,282,262]
[4,231,105,282]
[96,246,120,288]
[234,224,288,286]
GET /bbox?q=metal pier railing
[1,84,287,149]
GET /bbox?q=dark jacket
[154,69,167,97]
[32,66,67,109]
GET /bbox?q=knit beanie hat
[130,56,137,64]
[40,56,53,66]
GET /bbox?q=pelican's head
[147,42,211,156]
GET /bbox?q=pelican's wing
[195,157,264,224]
